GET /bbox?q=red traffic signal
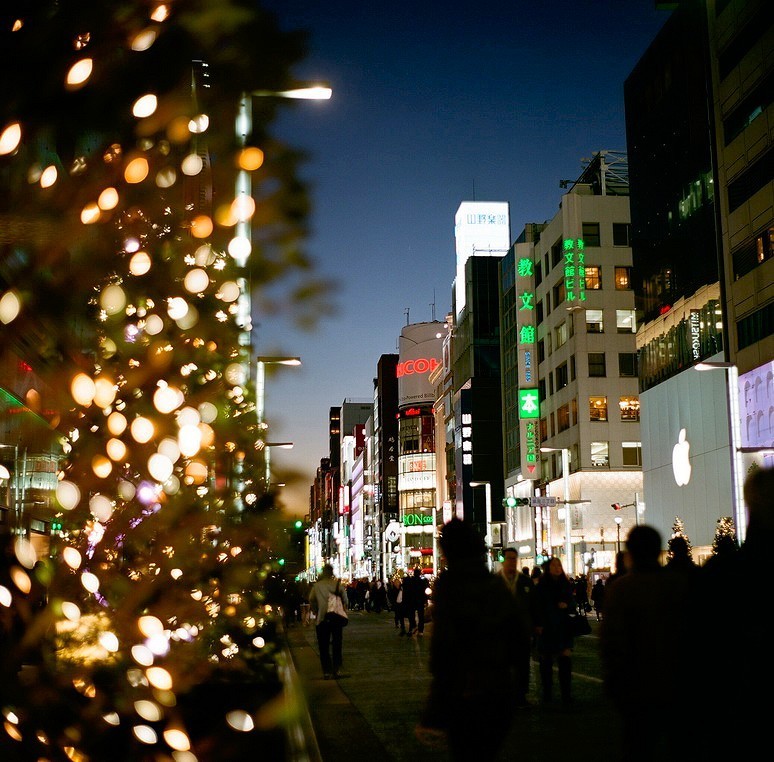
[611,503,622,511]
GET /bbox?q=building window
[570,355,576,381]
[619,396,640,421]
[550,412,555,437]
[622,441,642,466]
[571,397,578,426]
[556,362,568,390]
[555,321,568,348]
[582,222,601,247]
[586,309,604,333]
[535,260,543,286]
[616,309,636,334]
[552,281,565,309]
[589,396,607,421]
[585,265,602,290]
[557,403,571,433]
[612,223,631,246]
[591,441,609,467]
[549,374,554,396]
[540,417,547,442]
[536,300,544,325]
[551,238,562,268]
[588,352,606,377]
[619,353,638,377]
[538,340,545,363]
[615,266,632,289]
[538,379,546,403]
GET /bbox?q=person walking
[416,518,517,760]
[308,564,349,680]
[590,578,605,620]
[533,556,575,707]
[497,547,535,708]
[402,567,427,636]
[600,525,698,761]
[387,576,406,633]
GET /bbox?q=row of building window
[541,396,640,438]
[543,441,642,477]
[538,353,638,401]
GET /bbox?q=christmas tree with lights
[0,2,322,759]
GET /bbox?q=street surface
[286,608,623,761]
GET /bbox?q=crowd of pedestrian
[284,465,773,762]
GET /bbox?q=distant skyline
[255,0,670,516]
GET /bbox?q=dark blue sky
[255,0,669,515]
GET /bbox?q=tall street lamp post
[470,481,492,570]
[540,447,573,576]
[614,516,622,553]
[695,361,745,542]
[255,356,301,487]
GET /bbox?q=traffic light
[611,503,622,511]
[294,519,303,530]
[50,520,63,534]
[503,496,530,507]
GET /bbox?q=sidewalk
[285,609,622,761]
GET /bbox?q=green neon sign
[518,389,540,419]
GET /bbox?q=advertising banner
[397,322,443,408]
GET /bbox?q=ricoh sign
[397,322,443,408]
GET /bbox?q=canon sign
[398,322,443,409]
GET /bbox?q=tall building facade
[501,153,643,575]
[396,322,443,574]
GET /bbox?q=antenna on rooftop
[404,307,410,326]
[430,289,436,321]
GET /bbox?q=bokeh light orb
[56,480,81,510]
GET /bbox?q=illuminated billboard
[454,201,510,315]
[397,322,443,408]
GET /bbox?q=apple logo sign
[672,428,692,486]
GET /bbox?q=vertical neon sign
[563,238,587,305]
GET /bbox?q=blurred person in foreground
[600,525,699,761]
[700,465,774,756]
[415,518,517,760]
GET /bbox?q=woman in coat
[533,556,575,705]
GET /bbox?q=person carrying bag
[309,564,349,679]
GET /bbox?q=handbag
[325,581,349,626]
[569,613,591,637]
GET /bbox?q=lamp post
[540,447,573,575]
[614,516,622,553]
[255,356,301,487]
[0,443,19,532]
[695,361,744,542]
[470,481,492,570]
[259,442,294,490]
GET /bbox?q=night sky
[254,0,669,516]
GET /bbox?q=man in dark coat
[402,567,427,636]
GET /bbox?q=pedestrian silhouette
[309,564,349,679]
[416,518,517,760]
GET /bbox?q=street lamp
[614,516,622,552]
[540,447,573,575]
[255,356,301,487]
[470,481,492,570]
[695,361,744,542]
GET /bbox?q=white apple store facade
[640,351,774,560]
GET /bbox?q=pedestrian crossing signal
[611,503,622,511]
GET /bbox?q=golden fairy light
[0,290,21,324]
[56,480,81,510]
[146,666,172,690]
[0,586,12,607]
[91,455,112,479]
[89,494,114,522]
[167,296,188,320]
[178,424,202,457]
[144,313,164,334]
[183,268,209,294]
[155,166,176,187]
[107,411,128,436]
[133,725,158,745]
[131,27,157,51]
[181,153,203,176]
[129,250,151,275]
[61,601,81,621]
[0,122,21,155]
[216,281,240,303]
[227,235,251,259]
[148,453,173,482]
[81,571,100,594]
[163,728,191,752]
[190,215,213,238]
[62,548,82,570]
[124,157,149,183]
[93,376,117,407]
[65,58,93,89]
[106,438,127,461]
[153,383,184,414]
[100,283,126,315]
[80,202,101,224]
[188,114,209,134]
[71,373,96,405]
[130,416,155,443]
[238,146,264,171]
[226,711,254,732]
[150,4,170,22]
[131,644,154,667]
[98,187,119,210]
[134,701,163,722]
[40,165,58,187]
[132,93,158,118]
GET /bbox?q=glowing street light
[251,84,332,100]
[695,361,744,542]
[540,447,573,575]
